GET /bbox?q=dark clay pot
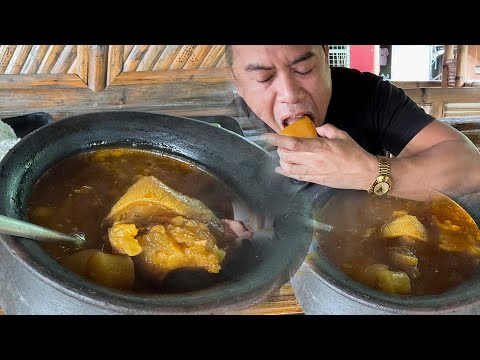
[290,185,480,315]
[0,111,311,314]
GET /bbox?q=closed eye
[257,75,274,83]
[295,68,313,75]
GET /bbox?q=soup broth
[28,148,255,293]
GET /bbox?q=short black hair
[224,45,325,67]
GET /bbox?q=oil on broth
[314,190,480,296]
[27,148,250,293]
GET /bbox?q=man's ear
[323,45,329,61]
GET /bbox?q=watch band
[377,155,391,176]
[368,155,392,195]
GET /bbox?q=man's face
[229,45,332,133]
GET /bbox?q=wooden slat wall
[0,45,228,77]
[0,45,80,76]
[123,45,226,71]
[0,44,479,124]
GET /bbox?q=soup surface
[315,190,480,296]
[28,148,257,293]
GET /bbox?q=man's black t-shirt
[232,67,435,157]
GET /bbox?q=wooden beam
[455,45,469,87]
[87,45,108,92]
[0,71,235,120]
[111,68,231,86]
[76,45,88,84]
[404,87,480,104]
[392,80,441,88]
[107,45,124,86]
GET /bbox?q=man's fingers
[277,148,324,168]
[262,133,322,151]
[277,159,312,176]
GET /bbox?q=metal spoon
[0,214,86,246]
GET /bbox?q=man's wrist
[364,154,378,191]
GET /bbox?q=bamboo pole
[199,45,225,69]
[455,45,468,87]
[0,45,17,73]
[107,45,124,86]
[442,45,455,87]
[51,45,77,74]
[21,45,49,74]
[152,45,181,71]
[123,45,150,72]
[5,45,33,74]
[124,45,134,63]
[169,45,196,70]
[183,45,212,70]
[68,56,78,74]
[37,45,66,74]
[136,45,166,72]
[87,45,108,92]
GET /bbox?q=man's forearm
[390,140,480,200]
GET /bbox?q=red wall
[349,45,374,73]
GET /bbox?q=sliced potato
[377,269,411,295]
[58,249,99,277]
[363,264,389,288]
[87,252,135,291]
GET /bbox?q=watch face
[373,182,390,196]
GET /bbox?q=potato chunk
[363,264,411,294]
[87,252,135,291]
[377,269,411,294]
[59,249,99,277]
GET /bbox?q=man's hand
[263,123,378,191]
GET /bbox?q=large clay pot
[0,111,311,314]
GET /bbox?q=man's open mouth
[282,114,314,128]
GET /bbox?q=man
[226,45,480,200]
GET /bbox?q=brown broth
[314,191,480,296]
[27,148,250,293]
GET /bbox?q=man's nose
[276,73,305,104]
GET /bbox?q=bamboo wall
[0,45,479,137]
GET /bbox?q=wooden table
[0,283,303,315]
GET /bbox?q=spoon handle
[0,214,85,246]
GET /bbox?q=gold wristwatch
[369,155,392,196]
